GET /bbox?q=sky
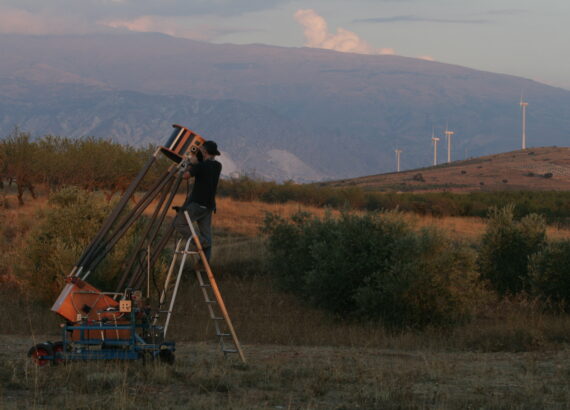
[1,0,569,90]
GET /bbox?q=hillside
[329,147,570,192]
[1,33,570,180]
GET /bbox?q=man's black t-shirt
[184,159,222,211]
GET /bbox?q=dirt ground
[2,334,570,409]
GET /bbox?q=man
[174,140,222,261]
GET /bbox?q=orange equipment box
[51,277,120,322]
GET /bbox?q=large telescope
[52,124,204,320]
[27,124,244,365]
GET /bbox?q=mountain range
[1,32,569,181]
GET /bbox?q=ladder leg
[163,236,194,337]
[184,211,246,363]
[153,238,182,326]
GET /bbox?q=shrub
[412,173,425,182]
[478,205,547,296]
[219,175,273,202]
[262,211,478,329]
[18,187,138,303]
[528,240,570,310]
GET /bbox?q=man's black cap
[203,140,221,156]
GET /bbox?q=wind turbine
[431,128,440,166]
[444,125,455,163]
[395,149,402,172]
[520,94,528,149]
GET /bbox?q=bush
[219,175,272,201]
[18,187,138,303]
[529,240,570,310]
[412,173,425,182]
[262,211,478,329]
[478,205,547,296]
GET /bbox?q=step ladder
[155,210,246,363]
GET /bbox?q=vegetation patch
[478,205,547,296]
[17,187,141,303]
[262,211,478,329]
[529,239,570,310]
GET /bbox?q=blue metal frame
[50,309,175,362]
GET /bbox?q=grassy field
[5,273,570,409]
[3,334,570,409]
[3,190,570,408]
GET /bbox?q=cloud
[0,6,94,35]
[101,16,210,40]
[294,9,395,55]
[418,55,435,62]
[0,4,263,39]
[101,16,253,41]
[356,15,489,24]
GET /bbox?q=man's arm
[183,155,202,179]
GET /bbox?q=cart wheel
[159,349,175,365]
[52,341,67,365]
[28,343,53,367]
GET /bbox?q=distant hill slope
[327,147,570,192]
[0,86,329,182]
[1,32,570,181]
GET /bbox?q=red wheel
[28,343,53,367]
[52,341,66,365]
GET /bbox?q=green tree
[478,205,547,296]
[1,128,40,204]
[529,240,570,310]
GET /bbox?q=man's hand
[189,154,199,165]
[183,171,191,180]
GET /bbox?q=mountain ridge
[1,32,569,181]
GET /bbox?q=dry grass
[216,198,570,242]
[4,269,570,410]
[2,329,570,409]
[216,196,570,241]
[215,197,333,237]
[409,214,570,241]
[147,194,334,237]
[4,191,570,408]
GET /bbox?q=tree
[1,128,40,205]
[478,205,547,296]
